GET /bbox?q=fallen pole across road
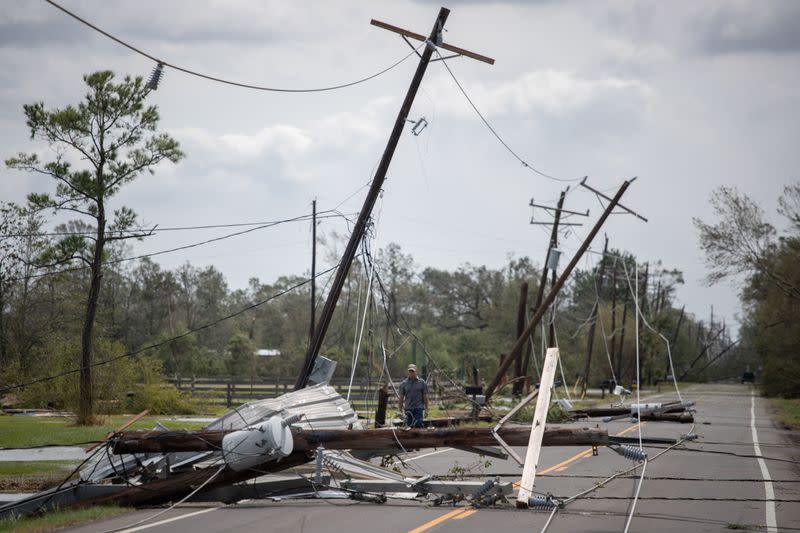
[111,425,609,455]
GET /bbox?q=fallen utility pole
[295,7,493,389]
[679,326,725,380]
[570,402,689,418]
[485,180,633,403]
[111,426,609,455]
[693,339,741,376]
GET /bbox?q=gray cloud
[691,2,800,55]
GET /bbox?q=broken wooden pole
[375,382,389,427]
[517,347,560,508]
[111,426,609,455]
[484,180,633,403]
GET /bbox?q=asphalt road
[67,384,800,532]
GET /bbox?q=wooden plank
[516,347,560,508]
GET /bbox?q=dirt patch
[0,472,67,492]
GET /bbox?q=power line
[44,0,421,93]
[6,212,350,283]
[434,48,582,184]
[0,263,339,394]
[0,212,354,238]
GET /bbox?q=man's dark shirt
[399,377,427,410]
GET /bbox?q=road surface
[66,384,799,532]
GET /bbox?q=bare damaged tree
[693,186,800,301]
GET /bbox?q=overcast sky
[1,0,798,334]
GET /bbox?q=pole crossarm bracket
[579,177,648,222]
[371,18,495,65]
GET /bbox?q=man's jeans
[405,408,424,428]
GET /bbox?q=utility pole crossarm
[579,177,648,223]
[371,18,495,65]
[529,201,589,218]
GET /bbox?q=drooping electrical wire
[0,211,354,238]
[620,259,684,403]
[44,0,422,93]
[434,48,583,184]
[6,211,350,283]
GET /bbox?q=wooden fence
[167,376,440,412]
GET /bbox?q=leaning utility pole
[295,8,494,389]
[578,234,609,398]
[484,180,633,402]
[309,199,317,345]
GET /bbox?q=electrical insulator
[471,479,495,501]
[282,413,302,427]
[528,496,558,511]
[146,62,164,91]
[322,455,345,477]
[611,445,647,462]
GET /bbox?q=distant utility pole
[519,189,587,387]
[295,7,494,390]
[579,234,609,398]
[309,199,317,345]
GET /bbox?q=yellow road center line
[452,509,478,520]
[407,509,467,533]
[407,422,647,531]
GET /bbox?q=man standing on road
[398,364,428,428]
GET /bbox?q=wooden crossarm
[371,18,495,65]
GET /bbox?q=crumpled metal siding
[82,384,362,482]
[209,383,363,431]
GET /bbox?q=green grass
[0,461,77,477]
[770,398,800,430]
[0,506,131,533]
[0,415,208,449]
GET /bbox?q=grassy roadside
[0,415,208,449]
[769,398,800,430]
[0,506,132,533]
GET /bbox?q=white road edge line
[113,507,218,533]
[405,448,453,462]
[751,393,777,533]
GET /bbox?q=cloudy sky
[1,0,798,333]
